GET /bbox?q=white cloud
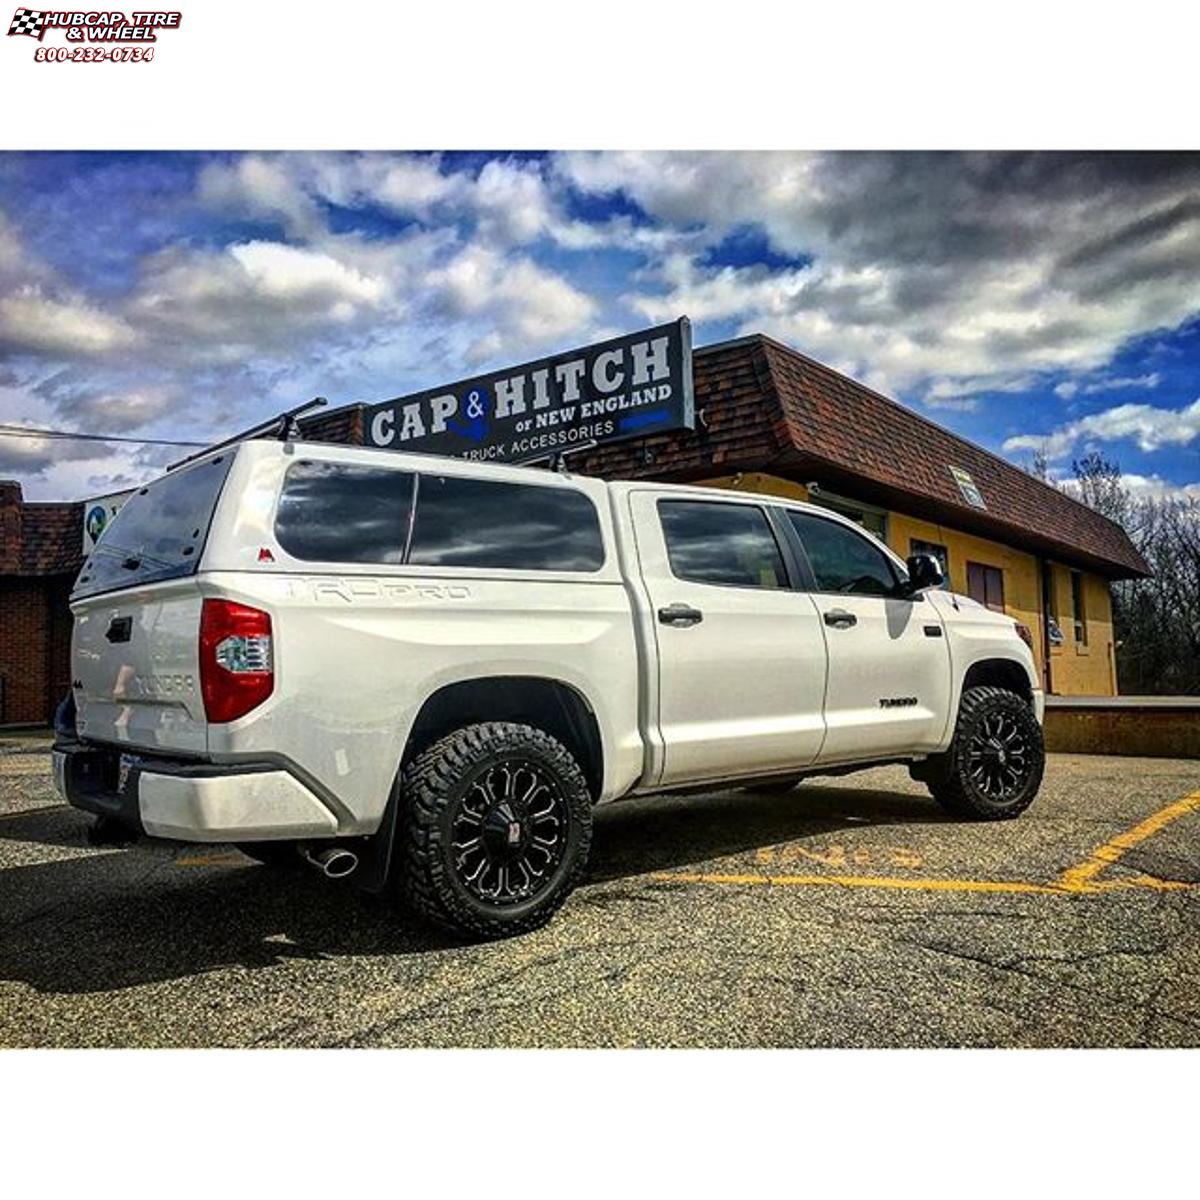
[1055,372,1160,399]
[5,152,1200,505]
[561,151,1200,397]
[35,378,177,432]
[197,154,324,239]
[1119,473,1200,503]
[1004,396,1200,458]
[427,245,597,350]
[371,157,467,215]
[129,239,392,360]
[0,287,138,358]
[229,241,386,307]
[0,420,115,479]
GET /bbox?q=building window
[966,561,1005,613]
[910,538,949,588]
[1070,570,1087,646]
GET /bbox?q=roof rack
[166,397,327,472]
[514,438,598,473]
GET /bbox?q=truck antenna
[166,397,328,471]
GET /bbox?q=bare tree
[1068,453,1200,694]
[1022,445,1053,483]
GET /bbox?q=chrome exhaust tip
[301,845,359,880]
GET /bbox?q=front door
[630,491,828,787]
[784,510,953,763]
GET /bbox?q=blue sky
[1,151,1197,501]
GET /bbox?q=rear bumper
[52,741,339,842]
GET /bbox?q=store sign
[949,466,987,510]
[365,317,694,464]
[81,489,132,552]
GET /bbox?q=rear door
[630,491,828,786]
[71,452,234,754]
[783,509,952,762]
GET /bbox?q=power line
[0,423,206,449]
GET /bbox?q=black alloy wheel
[920,685,1045,819]
[399,722,593,938]
[963,709,1034,801]
[450,759,569,906]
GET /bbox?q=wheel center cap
[482,801,526,859]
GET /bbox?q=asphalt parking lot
[2,732,1198,1048]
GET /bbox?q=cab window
[658,500,788,589]
[788,511,901,596]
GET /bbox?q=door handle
[658,603,704,628]
[823,609,857,628]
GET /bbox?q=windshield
[73,452,235,599]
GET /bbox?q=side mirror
[904,553,944,594]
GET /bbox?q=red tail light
[200,599,273,723]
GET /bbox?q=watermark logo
[7,8,182,60]
[8,7,46,37]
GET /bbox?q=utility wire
[0,422,206,448]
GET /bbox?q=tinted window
[74,453,234,598]
[789,511,900,596]
[275,461,414,563]
[658,500,787,589]
[408,475,604,571]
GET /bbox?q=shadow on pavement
[588,781,948,882]
[0,847,457,997]
[1,780,950,997]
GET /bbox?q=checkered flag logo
[8,8,47,39]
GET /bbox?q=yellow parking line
[653,788,1200,897]
[652,872,1063,895]
[652,870,1195,896]
[175,852,243,868]
[1057,789,1200,891]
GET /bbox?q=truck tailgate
[73,583,207,755]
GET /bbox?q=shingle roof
[297,402,364,446]
[578,334,1150,580]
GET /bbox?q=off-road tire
[919,685,1044,819]
[398,722,592,939]
[235,841,301,868]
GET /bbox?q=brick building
[0,481,82,724]
[0,333,1149,724]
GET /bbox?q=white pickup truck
[54,438,1045,937]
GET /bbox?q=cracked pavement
[2,732,1198,1047]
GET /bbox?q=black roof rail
[166,397,327,472]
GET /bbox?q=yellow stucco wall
[1045,563,1117,696]
[883,510,1050,681]
[701,473,810,501]
[695,472,1119,696]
